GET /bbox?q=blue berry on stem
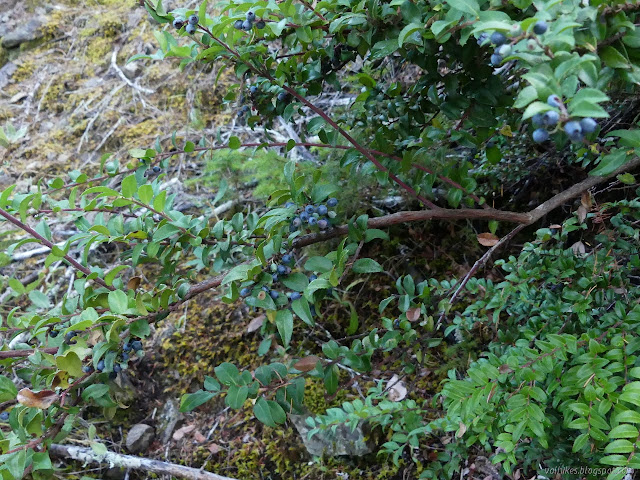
[299,212,309,222]
[242,20,253,30]
[50,330,59,338]
[477,33,488,46]
[188,14,199,25]
[234,19,244,29]
[277,264,286,275]
[317,204,328,215]
[270,290,279,299]
[547,94,563,108]
[564,121,584,142]
[327,198,338,207]
[292,217,302,227]
[542,110,559,126]
[318,219,329,230]
[490,32,507,46]
[185,24,196,34]
[580,117,597,133]
[304,205,315,215]
[82,366,93,373]
[532,113,544,127]
[256,20,265,29]
[282,254,292,264]
[532,128,549,143]
[289,292,301,301]
[97,360,105,372]
[533,20,548,35]
[490,53,502,66]
[131,340,143,351]
[246,11,256,21]
[308,217,317,225]
[173,18,185,29]
[240,287,251,297]
[0,412,9,421]
[309,274,318,282]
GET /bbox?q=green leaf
[0,375,18,402]
[398,22,423,48]
[600,46,629,69]
[226,384,249,409]
[215,362,240,386]
[56,351,83,377]
[281,273,309,292]
[604,439,635,454]
[609,424,639,439]
[572,433,589,452]
[229,136,241,149]
[304,256,333,273]
[291,297,314,326]
[180,390,215,412]
[324,365,338,395]
[445,0,479,16]
[254,398,287,427]
[121,174,137,198]
[276,309,293,348]
[138,184,154,204]
[108,290,129,314]
[352,258,383,273]
[590,150,628,177]
[204,376,221,392]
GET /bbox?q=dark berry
[234,19,244,29]
[532,113,544,127]
[277,265,286,275]
[308,216,317,225]
[109,371,117,380]
[153,166,161,173]
[282,254,292,264]
[188,14,199,25]
[82,366,93,373]
[256,20,265,29]
[131,340,143,351]
[242,20,253,30]
[309,274,318,281]
[533,21,548,35]
[0,412,9,421]
[121,352,129,361]
[532,128,549,143]
[304,205,315,215]
[547,94,563,108]
[542,110,559,126]
[96,360,105,372]
[490,53,502,66]
[564,121,583,142]
[490,32,507,46]
[277,91,288,102]
[185,24,196,34]
[272,273,279,283]
[113,364,122,373]
[318,219,329,230]
[270,290,279,299]
[123,342,132,352]
[246,11,256,21]
[50,330,59,338]
[327,198,338,208]
[317,205,328,215]
[240,287,251,297]
[580,117,597,133]
[284,201,295,207]
[477,33,488,46]
[299,212,309,222]
[173,18,185,29]
[289,292,302,301]
[64,331,79,345]
[249,86,258,95]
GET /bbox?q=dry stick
[48,444,240,480]
[0,207,113,291]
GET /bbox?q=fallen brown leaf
[406,307,421,322]
[17,388,59,409]
[293,355,321,372]
[172,424,196,441]
[477,233,499,247]
[247,314,265,333]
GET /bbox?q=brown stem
[0,347,58,359]
[0,207,113,290]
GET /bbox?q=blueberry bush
[1,0,640,478]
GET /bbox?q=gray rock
[125,423,155,454]
[289,414,375,457]
[2,18,44,49]
[0,62,16,89]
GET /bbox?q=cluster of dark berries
[531,95,597,143]
[0,411,8,421]
[234,11,265,31]
[90,340,143,379]
[288,198,338,233]
[478,20,547,66]
[173,14,199,34]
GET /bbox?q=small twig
[110,48,155,95]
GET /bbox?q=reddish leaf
[17,388,59,409]
[406,307,421,322]
[172,424,196,441]
[477,233,499,247]
[293,355,321,372]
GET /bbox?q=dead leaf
[498,364,513,374]
[477,233,499,247]
[127,276,142,291]
[549,224,562,232]
[207,443,222,454]
[9,92,27,103]
[247,314,265,333]
[571,241,586,256]
[193,431,206,443]
[406,307,421,322]
[387,375,407,402]
[455,421,467,438]
[172,424,196,441]
[17,388,59,409]
[293,355,321,372]
[577,205,587,224]
[581,191,592,209]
